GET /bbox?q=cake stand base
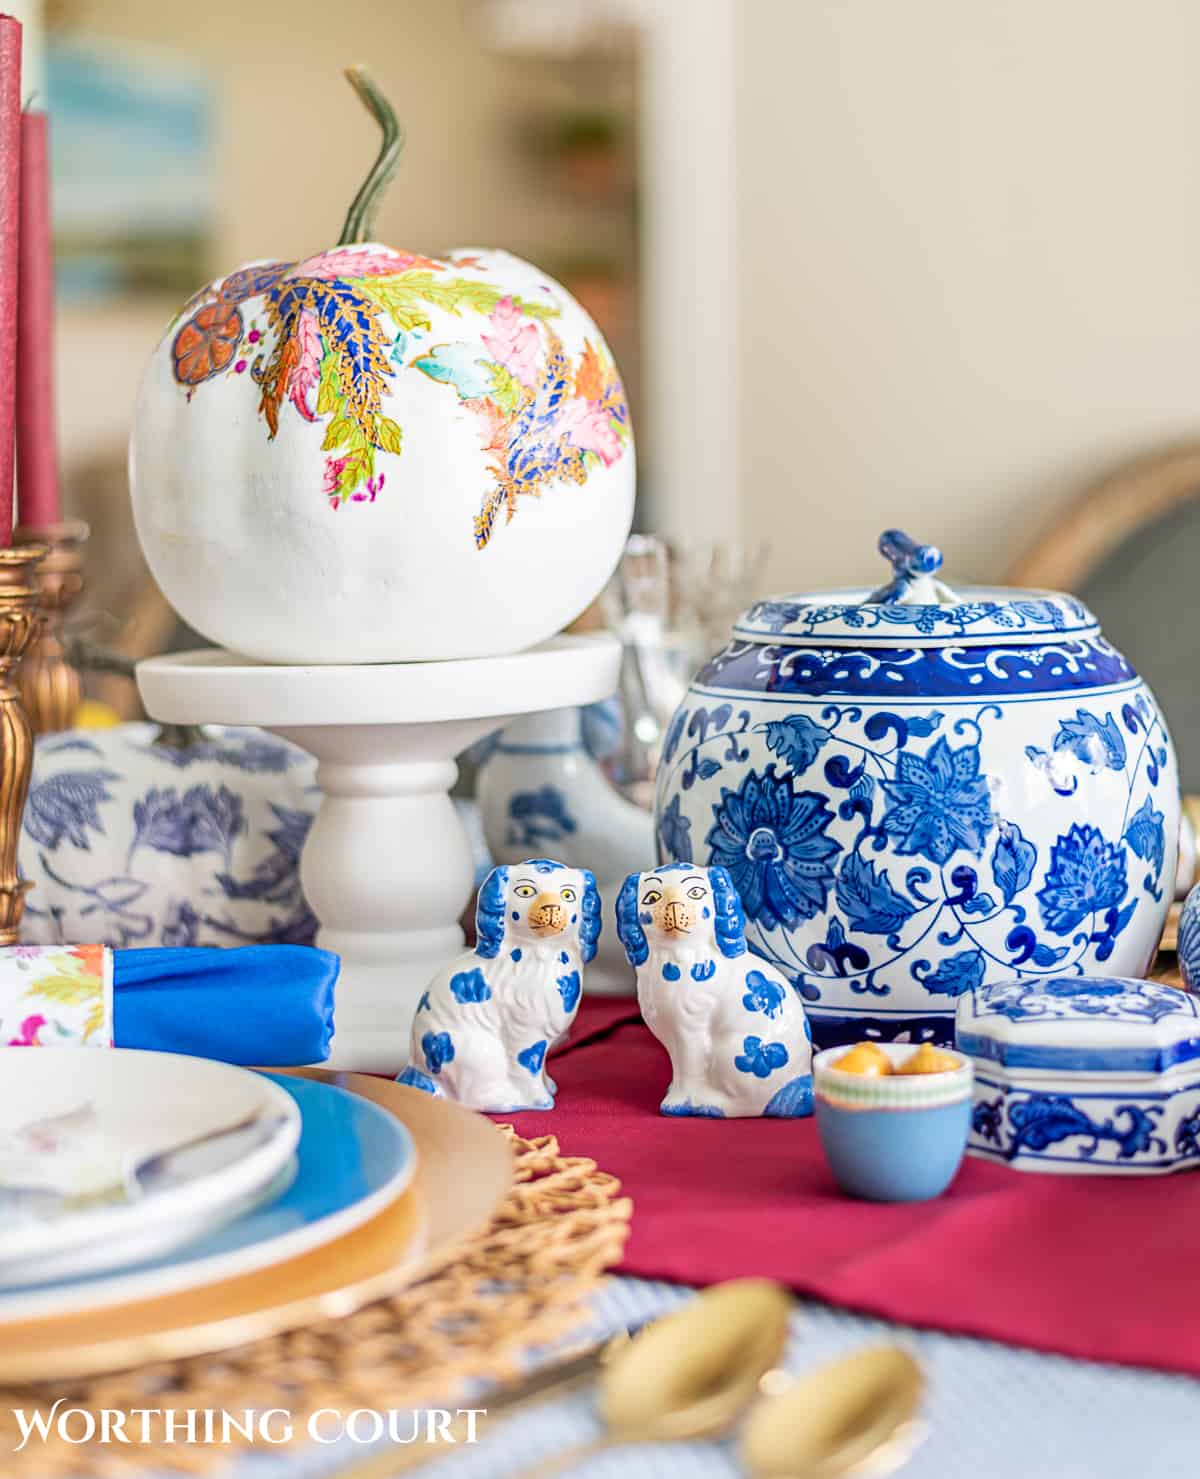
[137,635,620,1072]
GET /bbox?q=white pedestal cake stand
[137,634,620,1072]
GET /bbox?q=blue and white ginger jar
[654,530,1180,1049]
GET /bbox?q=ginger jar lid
[733,530,1099,649]
[955,976,1200,1075]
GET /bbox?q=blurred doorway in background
[1011,444,1200,792]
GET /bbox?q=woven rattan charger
[0,1073,633,1476]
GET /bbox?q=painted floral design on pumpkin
[24,768,119,851]
[169,250,630,547]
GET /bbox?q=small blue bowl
[813,1043,973,1202]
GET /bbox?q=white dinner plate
[0,1048,300,1284]
[0,1074,417,1320]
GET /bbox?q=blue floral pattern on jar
[657,685,1178,1048]
[706,766,841,931]
[878,736,993,863]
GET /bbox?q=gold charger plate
[0,1075,512,1382]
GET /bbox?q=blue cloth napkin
[113,946,338,1065]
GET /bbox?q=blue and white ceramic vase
[476,706,653,995]
[654,530,1180,1049]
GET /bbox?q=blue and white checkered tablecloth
[211,1276,1200,1479]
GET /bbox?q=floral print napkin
[0,944,111,1047]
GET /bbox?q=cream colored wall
[733,0,1200,593]
[65,0,555,265]
[55,0,1200,592]
[54,0,553,466]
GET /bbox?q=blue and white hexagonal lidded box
[654,530,1180,1050]
[956,976,1200,1175]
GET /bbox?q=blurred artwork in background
[46,38,215,303]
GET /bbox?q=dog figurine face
[477,858,601,960]
[616,864,746,965]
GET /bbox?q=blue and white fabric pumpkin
[19,725,319,948]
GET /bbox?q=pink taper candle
[15,109,59,528]
[0,14,20,548]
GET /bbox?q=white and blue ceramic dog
[397,858,600,1111]
[616,864,813,1117]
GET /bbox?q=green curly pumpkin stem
[338,66,405,246]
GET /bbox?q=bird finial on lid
[867,530,957,605]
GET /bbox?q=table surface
[87,958,1200,1477]
[206,1274,1200,1479]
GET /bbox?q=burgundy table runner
[499,998,1200,1378]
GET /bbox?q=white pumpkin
[129,71,635,666]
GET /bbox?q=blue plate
[0,1075,417,1321]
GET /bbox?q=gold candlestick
[13,518,87,734]
[0,544,45,945]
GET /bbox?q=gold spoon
[740,1345,926,1479]
[517,1278,794,1479]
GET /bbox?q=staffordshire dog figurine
[398,858,599,1111]
[616,863,812,1117]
